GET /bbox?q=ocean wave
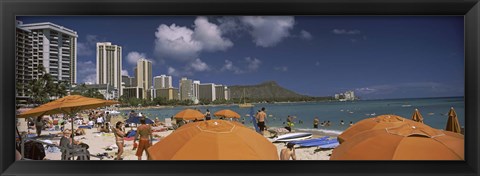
[296,128,344,135]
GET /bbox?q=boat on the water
[239,89,254,108]
[105,110,121,115]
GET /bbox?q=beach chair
[165,118,177,130]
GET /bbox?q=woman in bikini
[113,121,125,160]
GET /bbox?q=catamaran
[239,89,254,108]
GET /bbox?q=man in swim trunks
[134,118,152,160]
[256,107,267,135]
[280,142,296,160]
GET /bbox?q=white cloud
[126,52,147,65]
[167,67,180,77]
[77,35,101,56]
[193,17,233,52]
[245,57,262,71]
[188,58,210,72]
[274,66,288,72]
[167,66,193,77]
[154,16,233,61]
[154,23,202,61]
[221,57,262,74]
[121,69,129,76]
[240,16,295,47]
[77,60,96,83]
[221,60,243,74]
[217,17,244,34]
[83,74,96,84]
[300,30,313,40]
[332,29,361,35]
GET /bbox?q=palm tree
[57,82,67,98]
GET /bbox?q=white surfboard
[272,132,313,142]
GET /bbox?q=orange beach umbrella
[411,108,424,123]
[173,109,206,121]
[147,120,278,160]
[214,109,241,118]
[17,95,118,118]
[445,107,461,134]
[17,95,119,139]
[331,123,464,160]
[338,115,409,144]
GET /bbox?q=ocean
[119,97,464,136]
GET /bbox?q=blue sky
[17,16,464,100]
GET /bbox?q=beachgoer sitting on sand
[75,128,86,136]
[113,121,125,160]
[280,143,296,160]
[134,118,152,160]
[99,125,110,133]
[87,120,94,127]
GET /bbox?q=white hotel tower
[96,42,122,97]
[18,22,78,85]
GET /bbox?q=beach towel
[126,130,136,138]
[78,125,92,129]
[152,127,167,132]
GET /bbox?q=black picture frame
[1,0,479,176]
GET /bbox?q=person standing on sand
[285,115,295,132]
[134,118,152,160]
[313,117,319,129]
[256,107,267,135]
[105,112,111,125]
[113,121,125,160]
[280,143,296,160]
[35,115,44,137]
[205,109,211,120]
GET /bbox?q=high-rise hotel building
[16,21,33,103]
[154,75,172,89]
[18,22,78,85]
[96,42,122,97]
[136,58,152,99]
[179,77,193,101]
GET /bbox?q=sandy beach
[17,115,333,160]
